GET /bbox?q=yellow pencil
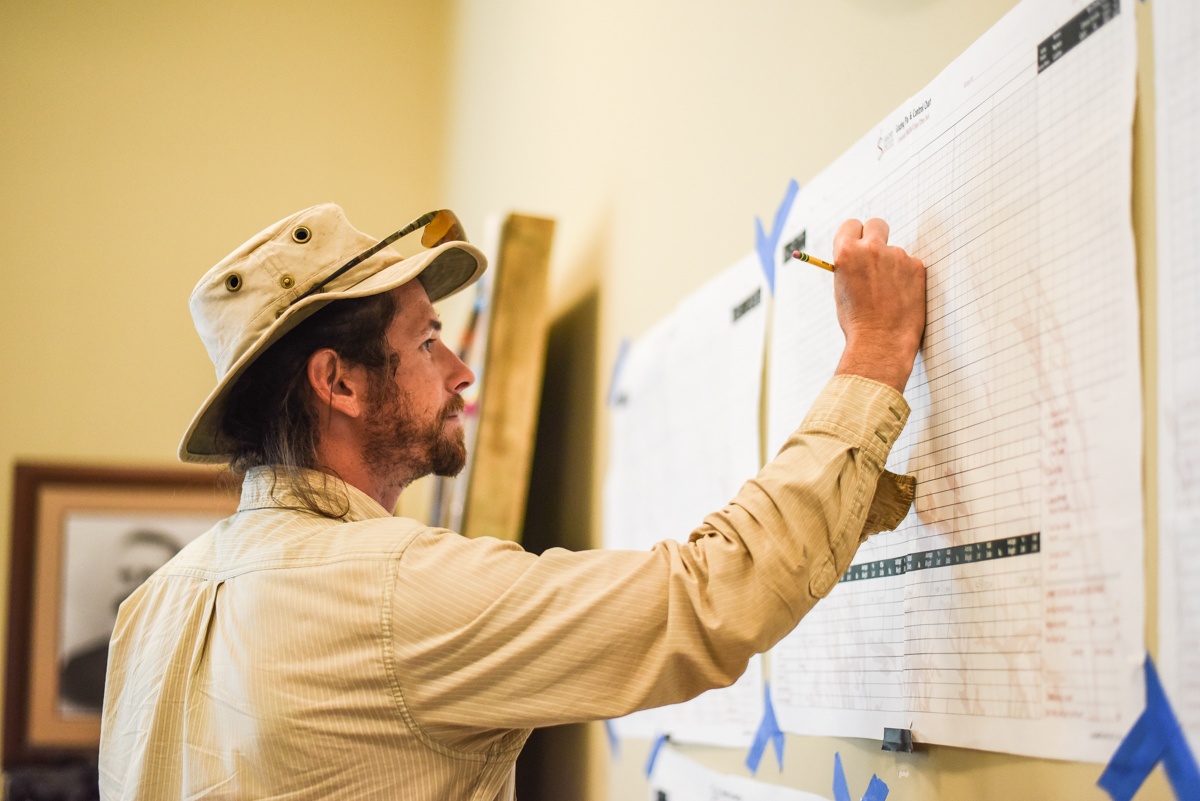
[792,250,835,272]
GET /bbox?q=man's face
[361,281,474,485]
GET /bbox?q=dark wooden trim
[3,462,235,767]
[6,464,42,766]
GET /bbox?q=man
[100,204,925,800]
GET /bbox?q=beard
[362,389,467,484]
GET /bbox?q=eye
[421,338,436,352]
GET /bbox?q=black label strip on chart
[839,532,1041,584]
[1037,0,1120,74]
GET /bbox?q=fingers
[862,218,890,244]
[833,218,891,264]
[833,219,864,258]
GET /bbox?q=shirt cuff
[797,374,911,470]
[798,374,916,542]
[862,470,916,539]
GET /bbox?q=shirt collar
[237,466,393,522]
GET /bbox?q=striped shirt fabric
[99,374,914,800]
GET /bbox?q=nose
[443,341,474,394]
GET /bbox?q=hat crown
[189,203,385,380]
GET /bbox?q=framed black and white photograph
[4,463,239,766]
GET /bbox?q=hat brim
[178,239,486,463]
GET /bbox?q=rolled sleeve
[795,374,910,469]
[792,374,916,542]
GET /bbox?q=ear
[306,348,369,419]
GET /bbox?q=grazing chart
[766,0,1143,761]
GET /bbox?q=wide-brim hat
[179,203,486,463]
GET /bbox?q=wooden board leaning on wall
[458,213,555,543]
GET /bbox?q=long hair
[218,291,398,518]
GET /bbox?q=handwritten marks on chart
[764,0,1143,762]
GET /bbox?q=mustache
[441,395,466,421]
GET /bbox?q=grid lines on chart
[771,3,1139,737]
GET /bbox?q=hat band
[291,209,467,306]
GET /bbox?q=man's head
[221,280,474,498]
[181,204,486,511]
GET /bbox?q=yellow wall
[0,0,453,737]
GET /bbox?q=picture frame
[4,462,239,766]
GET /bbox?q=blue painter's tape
[754,179,800,295]
[833,753,888,801]
[861,774,890,801]
[604,719,620,758]
[1099,711,1159,800]
[832,752,851,801]
[644,732,668,778]
[1098,656,1200,801]
[607,338,631,408]
[744,683,785,774]
[753,217,772,292]
[1139,658,1200,799]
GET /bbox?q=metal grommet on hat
[224,273,242,292]
[280,275,294,289]
[291,226,311,244]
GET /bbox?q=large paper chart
[605,253,768,746]
[604,252,767,556]
[1155,0,1200,752]
[649,747,832,801]
[766,0,1142,762]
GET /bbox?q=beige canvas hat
[179,203,487,463]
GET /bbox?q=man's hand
[831,218,926,393]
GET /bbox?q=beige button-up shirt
[99,375,914,801]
